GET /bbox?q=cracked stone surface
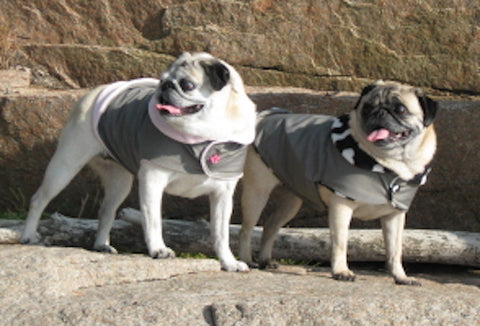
[0,1,478,92]
[0,245,478,325]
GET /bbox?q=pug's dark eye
[179,79,196,92]
[394,104,407,114]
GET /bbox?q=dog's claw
[259,260,279,270]
[150,247,176,259]
[94,244,118,254]
[333,272,356,282]
[20,237,32,245]
[395,277,421,286]
[221,260,250,272]
[20,233,41,245]
[246,261,260,269]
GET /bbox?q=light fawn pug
[239,81,438,284]
[21,52,256,272]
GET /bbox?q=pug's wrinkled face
[151,52,256,143]
[354,81,438,149]
[155,52,230,118]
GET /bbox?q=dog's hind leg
[238,149,280,267]
[258,187,302,269]
[89,157,133,253]
[21,123,103,244]
[238,183,272,267]
[21,86,106,244]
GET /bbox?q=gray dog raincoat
[253,109,430,211]
[93,79,248,180]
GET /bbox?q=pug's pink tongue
[367,128,390,142]
[156,104,182,115]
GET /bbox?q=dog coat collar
[94,78,252,145]
[94,80,247,180]
[93,78,210,145]
[253,109,430,210]
[147,96,212,144]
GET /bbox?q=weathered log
[1,209,479,267]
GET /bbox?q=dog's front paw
[150,247,176,259]
[395,276,421,286]
[259,260,279,270]
[332,270,356,282]
[94,244,118,254]
[221,260,250,272]
[246,261,260,269]
[20,232,41,245]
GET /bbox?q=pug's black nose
[161,81,175,91]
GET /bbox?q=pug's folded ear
[201,61,230,91]
[416,90,439,127]
[354,83,377,110]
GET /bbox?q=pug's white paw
[221,260,250,272]
[150,247,176,259]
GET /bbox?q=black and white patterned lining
[330,114,387,173]
[330,114,430,187]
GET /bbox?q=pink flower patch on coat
[209,154,222,164]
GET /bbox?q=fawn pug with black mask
[239,81,438,284]
[22,52,256,272]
